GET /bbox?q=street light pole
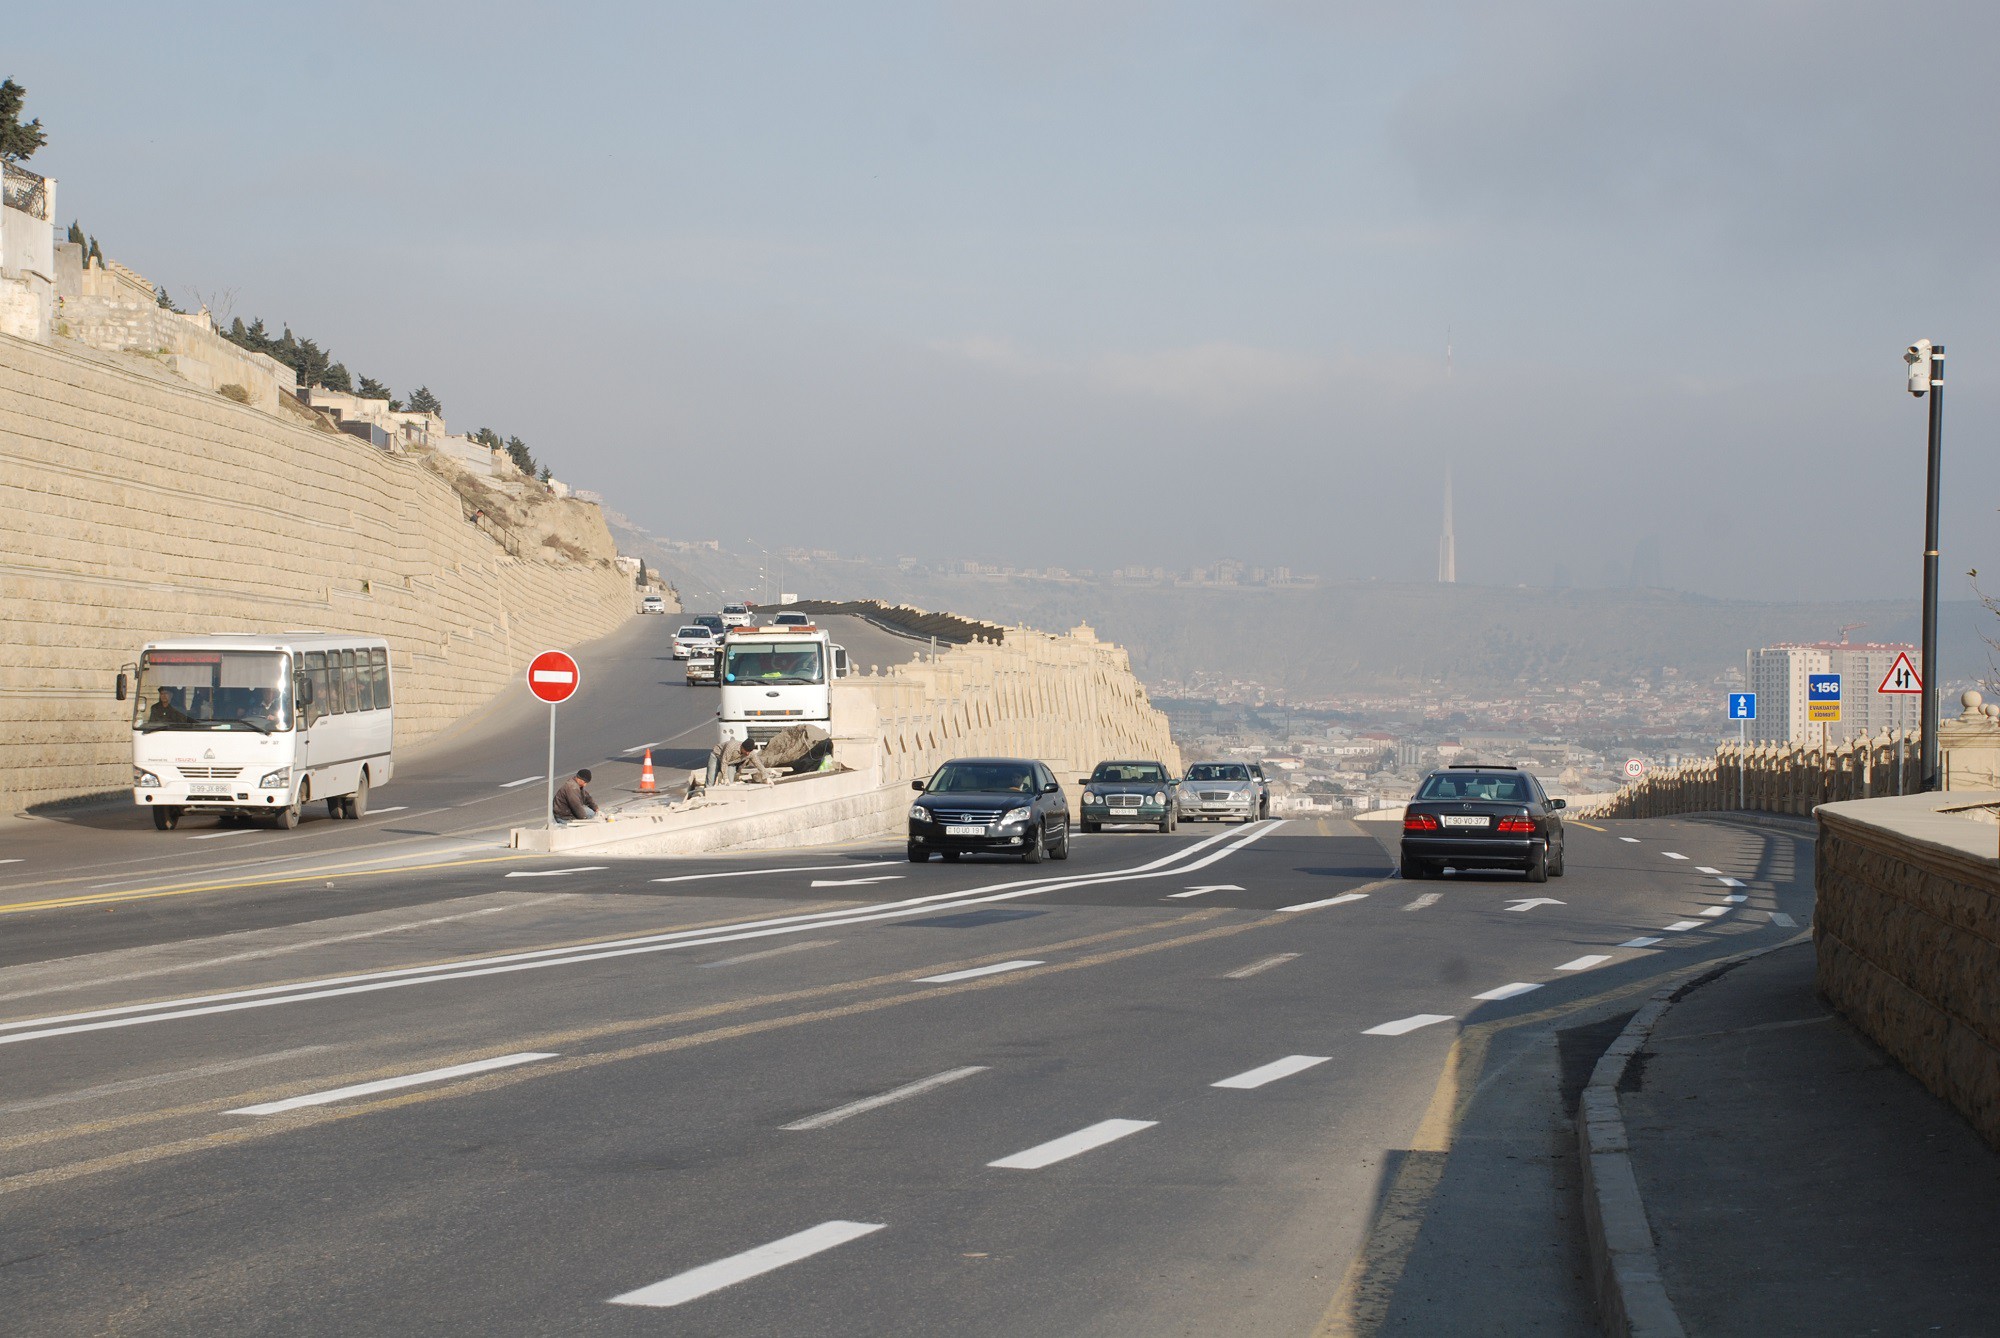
[1911,342,1946,791]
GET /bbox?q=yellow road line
[1569,819,1608,832]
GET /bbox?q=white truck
[717,622,849,748]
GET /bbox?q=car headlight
[1000,806,1032,826]
[909,805,930,822]
[134,768,160,788]
[260,768,290,790]
[1153,791,1167,804]
[1081,790,1096,803]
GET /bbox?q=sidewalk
[1619,941,2000,1336]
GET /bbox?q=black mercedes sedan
[1399,765,1566,882]
[908,757,1071,863]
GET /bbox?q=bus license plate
[946,824,986,836]
[191,785,232,796]
[1441,815,1489,827]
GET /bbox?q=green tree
[505,435,535,476]
[537,465,552,484]
[85,237,102,268]
[406,385,443,416]
[155,285,183,312]
[65,221,84,246]
[357,376,392,401]
[473,427,503,450]
[0,79,47,162]
[321,362,353,393]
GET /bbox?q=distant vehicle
[1400,764,1566,883]
[718,622,848,747]
[120,633,393,831]
[685,647,719,686]
[721,603,753,628]
[1179,762,1260,822]
[640,594,668,615]
[909,757,1070,863]
[671,625,717,659]
[773,611,811,627]
[1246,762,1272,818]
[693,615,726,637]
[1079,760,1177,832]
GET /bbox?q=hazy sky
[16,2,2000,602]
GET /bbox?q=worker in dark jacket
[552,768,604,822]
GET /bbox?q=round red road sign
[527,649,580,704]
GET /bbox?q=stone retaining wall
[1814,791,2000,1150]
[0,331,637,814]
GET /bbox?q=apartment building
[1746,643,1921,745]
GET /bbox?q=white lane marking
[1664,920,1703,932]
[1223,953,1299,979]
[1620,937,1665,948]
[0,858,24,864]
[701,941,837,969]
[228,1052,557,1115]
[650,860,902,885]
[1168,884,1242,899]
[1696,866,1724,875]
[1505,897,1565,912]
[0,1045,334,1116]
[1212,1054,1331,1090]
[1556,955,1613,972]
[1619,837,1640,843]
[504,866,608,878]
[499,775,544,788]
[1473,982,1542,1001]
[988,1118,1156,1170]
[188,829,254,841]
[1770,912,1797,927]
[781,1066,988,1131]
[609,1221,885,1308]
[621,738,676,754]
[810,875,904,887]
[914,960,1043,984]
[1699,907,1729,918]
[368,806,410,815]
[1723,893,1748,903]
[1364,1014,1454,1036]
[0,824,1282,1047]
[1403,892,1442,911]
[1277,892,1369,913]
[1661,852,1688,860]
[1716,877,1746,888]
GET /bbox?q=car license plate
[1440,814,1489,827]
[945,824,986,836]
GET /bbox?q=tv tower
[1437,464,1456,583]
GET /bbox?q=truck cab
[717,623,848,747]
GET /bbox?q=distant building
[1746,643,1920,745]
[1437,465,1456,584]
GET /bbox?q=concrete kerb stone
[1576,935,1810,1338]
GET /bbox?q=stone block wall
[0,331,636,814]
[1815,793,2000,1150]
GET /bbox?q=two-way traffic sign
[1876,652,1923,695]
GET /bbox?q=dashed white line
[1620,936,1665,948]
[499,775,543,789]
[1556,955,1614,972]
[1364,1014,1454,1036]
[1212,1054,1330,1090]
[1716,877,1746,888]
[1223,953,1299,980]
[1618,837,1640,844]
[702,941,837,969]
[782,1066,987,1131]
[369,806,409,815]
[1276,892,1369,913]
[0,858,24,865]
[0,1045,334,1116]
[1403,892,1442,911]
[187,829,254,841]
[1473,982,1543,1001]
[504,866,608,878]
[650,861,902,885]
[1664,920,1703,932]
[914,960,1043,984]
[1699,907,1730,918]
[1696,866,1724,875]
[608,1221,885,1308]
[1770,912,1797,927]
[1661,852,1689,860]
[228,1052,557,1115]
[988,1118,1156,1169]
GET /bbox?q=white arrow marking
[1168,884,1243,899]
[1505,897,1566,912]
[809,875,905,887]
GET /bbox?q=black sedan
[1399,765,1566,882]
[908,757,1071,863]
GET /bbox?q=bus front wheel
[277,787,304,830]
[152,806,181,832]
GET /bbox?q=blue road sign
[1808,674,1841,702]
[1728,692,1757,720]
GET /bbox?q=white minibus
[120,633,394,830]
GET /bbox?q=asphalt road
[0,785,1816,1334]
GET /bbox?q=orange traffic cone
[638,748,658,793]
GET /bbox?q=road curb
[1576,935,1808,1338]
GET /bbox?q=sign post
[1807,674,1841,753]
[1876,653,1922,796]
[527,650,581,836]
[1728,693,1757,809]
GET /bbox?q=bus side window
[342,650,360,713]
[304,652,327,718]
[369,648,389,709]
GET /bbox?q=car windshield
[677,627,709,638]
[135,649,291,732]
[1091,762,1167,783]
[724,605,748,615]
[1417,773,1532,802]
[928,763,1038,794]
[723,642,824,685]
[1186,763,1250,781]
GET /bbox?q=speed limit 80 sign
[527,649,580,704]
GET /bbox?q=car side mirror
[911,780,926,791]
[1078,778,1090,787]
[1550,798,1567,809]
[1042,781,1060,794]
[115,672,128,701]
[296,676,314,705]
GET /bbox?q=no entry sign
[528,650,580,704]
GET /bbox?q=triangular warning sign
[1877,652,1923,695]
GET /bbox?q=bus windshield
[135,650,291,733]
[724,642,824,685]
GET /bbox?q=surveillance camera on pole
[1904,338,1945,790]
[1905,340,1934,396]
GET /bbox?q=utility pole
[1905,340,1946,790]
